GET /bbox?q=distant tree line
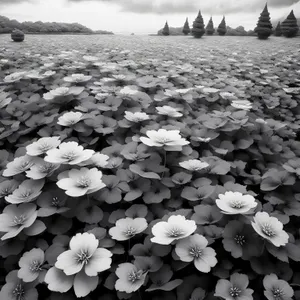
[159,4,299,39]
[0,15,113,34]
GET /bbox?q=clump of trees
[281,10,299,38]
[274,22,282,36]
[217,17,227,36]
[254,4,273,39]
[162,21,170,36]
[206,17,215,35]
[192,11,205,38]
[182,18,190,35]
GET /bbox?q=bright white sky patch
[0,0,299,34]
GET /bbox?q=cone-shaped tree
[206,17,215,35]
[281,10,299,38]
[162,21,170,36]
[274,22,282,36]
[217,16,227,36]
[182,18,191,35]
[254,4,273,39]
[192,11,205,38]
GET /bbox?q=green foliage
[255,4,273,40]
[11,29,25,42]
[217,16,227,36]
[182,18,190,35]
[274,22,282,37]
[192,11,205,38]
[162,21,170,36]
[281,10,299,38]
[206,17,215,35]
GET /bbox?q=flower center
[167,227,184,238]
[62,151,77,161]
[77,176,91,188]
[52,197,61,207]
[234,234,246,245]
[124,226,137,237]
[30,260,43,272]
[189,247,202,258]
[160,137,173,144]
[76,250,91,264]
[12,283,25,300]
[20,161,31,170]
[39,143,52,152]
[128,270,143,283]
[21,189,33,198]
[13,215,26,226]
[229,286,242,298]
[230,199,244,209]
[262,223,276,237]
[272,288,285,299]
[39,164,55,173]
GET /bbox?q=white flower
[3,155,36,177]
[42,70,56,77]
[83,55,100,62]
[202,87,220,94]
[156,106,183,117]
[109,218,148,241]
[231,100,252,111]
[79,153,110,168]
[57,167,105,197]
[0,92,12,108]
[220,92,236,100]
[216,191,257,215]
[119,86,139,96]
[124,111,150,122]
[251,212,289,247]
[63,73,92,83]
[44,142,94,165]
[57,112,83,126]
[4,71,26,83]
[25,158,60,179]
[43,86,84,101]
[26,137,61,156]
[175,88,194,94]
[256,118,268,125]
[179,159,209,171]
[140,129,189,151]
[151,215,197,245]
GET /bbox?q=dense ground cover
[0,34,300,300]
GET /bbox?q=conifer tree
[254,4,273,39]
[217,16,227,36]
[192,11,205,38]
[162,21,170,36]
[281,10,299,38]
[206,17,215,35]
[274,22,282,36]
[182,18,190,35]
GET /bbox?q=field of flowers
[0,34,300,300]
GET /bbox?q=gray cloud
[68,0,300,14]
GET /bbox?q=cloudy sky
[0,0,299,34]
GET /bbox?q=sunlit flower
[18,248,45,282]
[124,111,150,122]
[57,111,83,126]
[175,234,217,273]
[0,179,19,198]
[115,263,147,293]
[55,232,112,276]
[0,203,38,240]
[179,159,209,171]
[4,71,26,83]
[3,155,36,177]
[216,191,257,215]
[57,167,105,197]
[45,142,94,165]
[119,86,139,96]
[26,136,61,156]
[156,105,183,117]
[5,179,44,204]
[25,158,60,179]
[251,212,289,247]
[43,86,84,100]
[109,217,148,241]
[0,270,38,300]
[63,73,92,83]
[140,129,189,151]
[215,273,253,300]
[79,152,109,168]
[263,274,294,300]
[151,215,196,245]
[231,100,252,111]
[220,92,236,100]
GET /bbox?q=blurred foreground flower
[263,274,294,300]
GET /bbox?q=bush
[274,22,282,36]
[254,4,273,40]
[162,21,170,36]
[217,16,227,36]
[182,18,190,35]
[11,29,25,42]
[281,10,299,38]
[206,17,215,35]
[192,11,205,38]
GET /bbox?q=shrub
[182,18,190,35]
[206,17,215,35]
[11,29,25,42]
[274,22,282,36]
[192,10,205,38]
[254,4,273,40]
[162,21,170,36]
[217,16,227,36]
[281,10,299,38]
